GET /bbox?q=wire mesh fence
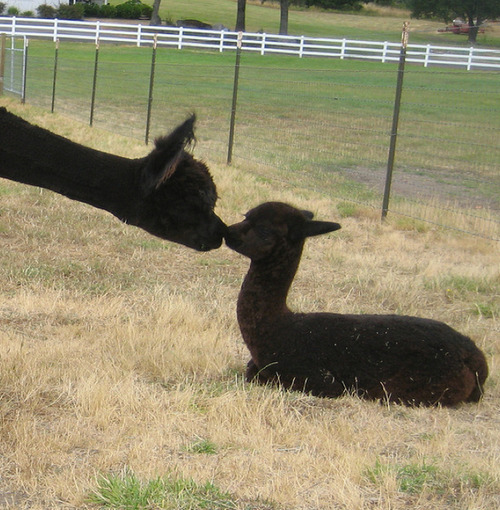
[3,36,499,241]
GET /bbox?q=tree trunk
[150,0,162,26]
[467,15,480,44]
[279,0,289,35]
[236,0,246,32]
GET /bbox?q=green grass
[184,437,219,455]
[88,469,240,509]
[364,459,494,496]
[107,0,500,48]
[17,35,500,239]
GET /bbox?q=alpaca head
[138,115,226,251]
[225,202,341,261]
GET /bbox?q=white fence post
[136,24,142,47]
[3,17,500,70]
[219,30,225,52]
[299,35,305,58]
[340,38,346,59]
[178,26,183,50]
[424,44,431,67]
[467,46,474,71]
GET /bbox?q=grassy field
[20,39,500,240]
[113,0,500,48]
[0,98,499,509]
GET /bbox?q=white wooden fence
[1,16,500,70]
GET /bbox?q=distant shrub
[57,3,84,20]
[83,2,101,17]
[99,4,117,18]
[7,6,20,15]
[37,4,57,18]
[0,2,6,16]
[307,0,362,10]
[116,0,142,19]
[21,11,34,17]
[83,0,151,20]
[140,4,152,19]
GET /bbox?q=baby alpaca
[225,202,488,406]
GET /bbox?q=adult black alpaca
[225,202,488,406]
[0,108,226,251]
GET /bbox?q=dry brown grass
[0,98,499,509]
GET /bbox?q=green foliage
[7,6,19,15]
[37,3,84,20]
[365,459,441,494]
[408,0,500,24]
[184,437,218,455]
[337,201,360,218]
[306,0,363,10]
[36,4,57,19]
[87,468,238,509]
[0,2,6,15]
[57,3,85,20]
[99,4,118,18]
[474,302,497,319]
[84,1,152,20]
[83,2,101,17]
[116,0,143,20]
[365,458,496,497]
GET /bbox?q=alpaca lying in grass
[0,108,225,251]
[225,202,488,406]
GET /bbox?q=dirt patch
[343,166,499,212]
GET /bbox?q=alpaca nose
[198,215,227,251]
[223,228,241,250]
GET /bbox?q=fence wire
[5,38,499,241]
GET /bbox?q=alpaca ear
[141,115,196,194]
[303,220,341,238]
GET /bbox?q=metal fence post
[227,31,242,165]
[381,22,409,221]
[51,38,59,113]
[21,37,28,103]
[0,34,5,95]
[90,39,99,126]
[145,34,157,145]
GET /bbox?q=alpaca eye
[255,225,273,240]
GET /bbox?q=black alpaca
[225,202,488,406]
[0,108,226,251]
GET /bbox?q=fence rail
[1,16,500,70]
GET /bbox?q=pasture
[0,97,498,509]
[20,39,500,240]
[130,0,500,47]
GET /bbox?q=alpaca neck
[1,112,141,222]
[237,244,303,348]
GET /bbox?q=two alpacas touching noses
[225,202,488,407]
[0,109,488,407]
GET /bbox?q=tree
[260,0,290,35]
[409,0,500,44]
[236,0,246,31]
[150,0,162,26]
[279,0,289,35]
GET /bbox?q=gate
[0,35,27,99]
